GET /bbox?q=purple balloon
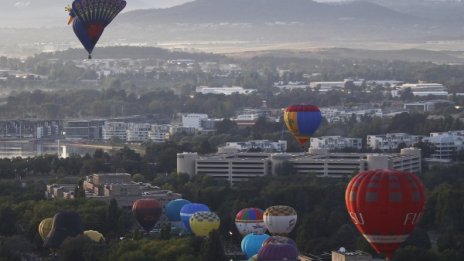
[262,236,297,248]
[257,241,298,261]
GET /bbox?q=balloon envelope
[284,104,322,145]
[68,0,126,58]
[235,208,267,237]
[132,198,162,232]
[257,241,299,261]
[345,169,426,260]
[84,230,105,243]
[262,236,297,248]
[180,203,210,233]
[263,206,297,236]
[43,211,84,249]
[189,211,220,237]
[241,233,271,259]
[166,199,192,231]
[38,218,54,241]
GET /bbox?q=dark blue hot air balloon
[66,0,126,59]
[180,203,209,233]
[43,211,84,249]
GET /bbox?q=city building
[423,131,464,160]
[393,82,448,97]
[367,133,424,151]
[177,148,421,184]
[403,100,454,113]
[64,120,104,140]
[45,184,77,199]
[102,122,128,141]
[126,123,151,142]
[182,114,208,129]
[195,86,257,95]
[273,81,310,90]
[81,173,181,209]
[148,125,171,142]
[218,140,287,153]
[310,136,362,151]
[331,250,372,261]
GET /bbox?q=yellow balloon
[38,218,54,240]
[84,230,105,243]
[189,211,220,237]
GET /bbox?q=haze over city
[0,1,463,261]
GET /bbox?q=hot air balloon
[166,199,191,231]
[84,230,105,243]
[66,0,126,59]
[38,218,54,241]
[263,206,297,236]
[257,240,299,261]
[180,203,210,233]
[189,211,220,237]
[283,104,322,146]
[262,236,297,249]
[241,233,271,259]
[43,211,84,249]
[345,169,426,260]
[235,208,267,237]
[132,199,162,232]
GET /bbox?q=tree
[199,230,226,261]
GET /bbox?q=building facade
[177,148,422,184]
[367,133,424,151]
[310,136,362,151]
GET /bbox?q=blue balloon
[180,203,210,233]
[241,233,271,259]
[68,0,126,58]
[166,199,191,222]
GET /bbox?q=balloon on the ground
[241,233,271,259]
[235,208,267,237]
[132,198,162,232]
[189,211,220,237]
[66,0,126,59]
[263,206,297,236]
[38,217,54,241]
[257,241,299,261]
[43,211,84,249]
[345,169,426,260]
[166,199,191,230]
[84,230,105,243]
[284,104,322,145]
[180,203,210,233]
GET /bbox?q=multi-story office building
[394,83,448,97]
[64,120,104,139]
[367,133,424,151]
[126,123,151,142]
[182,114,208,129]
[102,122,128,141]
[218,140,287,153]
[148,125,171,142]
[310,136,362,151]
[423,131,464,160]
[177,148,421,184]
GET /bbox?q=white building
[102,122,128,141]
[126,123,151,142]
[404,100,454,113]
[310,136,362,151]
[423,130,464,160]
[320,107,384,123]
[182,114,208,129]
[393,82,448,97]
[177,148,421,184]
[195,86,257,95]
[367,133,424,151]
[218,140,287,153]
[309,79,364,92]
[148,125,171,142]
[273,81,309,90]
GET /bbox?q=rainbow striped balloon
[235,208,267,236]
[284,104,322,145]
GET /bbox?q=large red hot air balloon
[132,199,162,232]
[345,169,426,260]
